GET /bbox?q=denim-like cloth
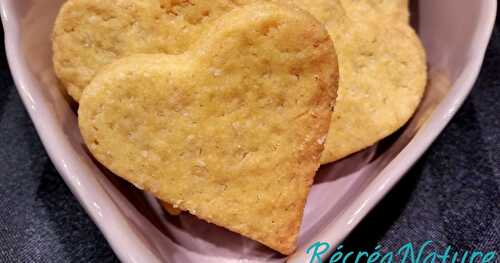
[0,19,499,262]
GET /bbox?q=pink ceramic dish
[0,0,496,262]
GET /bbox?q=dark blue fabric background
[0,16,498,263]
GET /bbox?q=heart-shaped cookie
[78,3,338,255]
[159,0,343,211]
[318,2,426,163]
[252,0,422,164]
[267,0,424,163]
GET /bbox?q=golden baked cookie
[159,0,349,216]
[340,0,410,23]
[53,0,246,101]
[53,0,348,218]
[78,3,338,255]
[289,0,425,163]
[53,0,347,102]
[319,16,426,163]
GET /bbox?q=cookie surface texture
[78,3,338,255]
[318,3,426,163]
[340,0,410,23]
[290,0,425,163]
[53,0,246,101]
